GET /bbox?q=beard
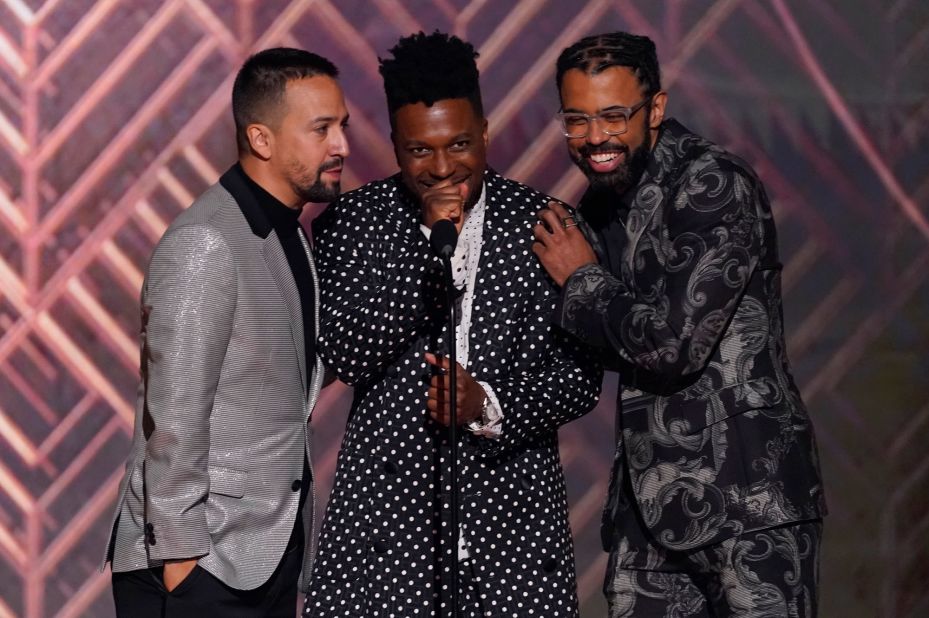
[291,157,343,203]
[571,129,651,196]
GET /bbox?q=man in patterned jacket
[533,32,826,617]
[305,32,600,617]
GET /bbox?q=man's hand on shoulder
[163,558,198,592]
[532,201,597,286]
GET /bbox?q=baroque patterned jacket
[305,170,601,617]
[556,119,826,565]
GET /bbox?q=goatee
[573,131,651,196]
[295,158,343,203]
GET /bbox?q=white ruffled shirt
[419,183,504,439]
[419,184,504,561]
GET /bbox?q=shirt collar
[221,163,302,239]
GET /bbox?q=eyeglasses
[557,98,650,139]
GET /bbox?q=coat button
[291,479,302,492]
[520,474,533,490]
[373,538,389,554]
[147,533,156,546]
[383,460,398,475]
[144,522,154,533]
[542,557,558,573]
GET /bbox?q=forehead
[559,66,644,111]
[393,98,481,141]
[281,75,346,117]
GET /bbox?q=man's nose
[330,127,349,158]
[429,151,453,179]
[586,119,611,146]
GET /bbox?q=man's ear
[390,130,402,167]
[246,123,273,160]
[648,91,667,129]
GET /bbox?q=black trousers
[112,535,303,618]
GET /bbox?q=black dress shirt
[232,164,316,368]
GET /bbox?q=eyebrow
[401,132,472,147]
[562,104,632,114]
[312,113,350,124]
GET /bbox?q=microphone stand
[430,218,460,617]
[439,254,460,618]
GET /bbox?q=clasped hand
[424,352,485,426]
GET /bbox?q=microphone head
[430,219,458,259]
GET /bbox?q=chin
[573,164,622,191]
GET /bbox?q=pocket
[208,465,247,498]
[671,378,781,435]
[166,564,203,596]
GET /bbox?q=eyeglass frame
[556,97,651,139]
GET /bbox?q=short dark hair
[378,31,483,126]
[232,47,339,153]
[556,32,661,97]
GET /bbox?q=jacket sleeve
[482,336,601,456]
[479,274,602,455]
[313,197,442,387]
[555,158,764,388]
[142,224,236,560]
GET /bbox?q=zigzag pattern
[0,1,926,616]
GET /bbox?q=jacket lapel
[468,172,520,373]
[623,122,684,273]
[221,164,308,398]
[624,186,662,273]
[263,232,307,397]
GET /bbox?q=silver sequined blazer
[101,166,324,591]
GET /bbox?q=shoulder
[155,183,238,262]
[485,171,562,215]
[650,126,767,225]
[661,123,762,196]
[312,176,403,236]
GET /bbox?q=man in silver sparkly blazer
[103,48,349,616]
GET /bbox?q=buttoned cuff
[468,381,503,439]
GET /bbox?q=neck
[239,156,303,210]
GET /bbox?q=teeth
[590,152,618,163]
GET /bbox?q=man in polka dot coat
[304,32,601,617]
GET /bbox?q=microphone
[429,219,458,259]
[428,216,461,615]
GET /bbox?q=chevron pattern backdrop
[0,1,927,616]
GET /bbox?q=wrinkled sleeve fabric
[142,224,236,560]
[556,158,763,386]
[313,196,440,387]
[481,276,602,456]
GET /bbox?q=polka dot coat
[305,170,601,617]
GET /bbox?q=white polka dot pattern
[305,170,601,617]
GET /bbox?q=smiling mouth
[586,151,624,173]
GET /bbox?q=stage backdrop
[1,1,927,616]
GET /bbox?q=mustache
[578,142,628,158]
[317,157,343,173]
